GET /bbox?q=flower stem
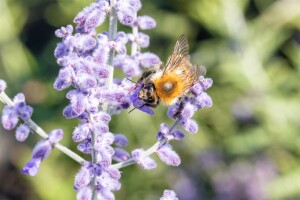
[0,91,85,164]
[131,13,138,55]
[112,119,180,169]
[91,1,118,199]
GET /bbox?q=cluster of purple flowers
[0,0,213,199]
[53,0,163,199]
[1,93,32,138]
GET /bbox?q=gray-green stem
[91,0,118,199]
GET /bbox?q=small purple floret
[160,190,179,200]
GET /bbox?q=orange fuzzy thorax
[152,73,184,105]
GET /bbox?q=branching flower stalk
[0,0,213,199]
[0,91,85,164]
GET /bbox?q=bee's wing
[172,35,190,57]
[195,65,206,77]
[164,35,191,74]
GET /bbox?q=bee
[133,35,205,118]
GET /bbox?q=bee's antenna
[128,107,136,114]
[126,78,136,83]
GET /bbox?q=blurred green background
[0,0,300,199]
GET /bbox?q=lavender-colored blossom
[109,32,128,54]
[74,2,109,33]
[72,123,91,142]
[94,132,115,151]
[132,149,157,170]
[180,118,198,134]
[0,79,7,92]
[113,134,128,147]
[32,140,53,160]
[16,102,33,121]
[63,105,79,119]
[78,139,93,154]
[114,54,141,77]
[116,3,136,27]
[95,189,115,200]
[181,102,197,120]
[171,129,185,140]
[48,129,64,144]
[138,52,161,68]
[55,25,73,38]
[156,144,181,166]
[22,158,42,176]
[156,123,170,141]
[137,16,156,30]
[96,171,121,191]
[15,124,30,142]
[160,190,179,200]
[77,186,93,200]
[113,147,130,162]
[74,165,92,190]
[156,123,185,141]
[1,105,19,130]
[135,32,150,48]
[22,129,63,176]
[194,92,213,109]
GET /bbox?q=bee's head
[138,83,158,104]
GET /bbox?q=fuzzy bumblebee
[133,35,205,116]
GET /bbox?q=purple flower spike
[132,149,157,170]
[48,129,64,144]
[137,16,156,30]
[22,158,42,176]
[1,105,19,130]
[160,190,179,200]
[156,144,181,166]
[15,124,30,142]
[0,79,7,92]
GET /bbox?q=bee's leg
[173,98,184,119]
